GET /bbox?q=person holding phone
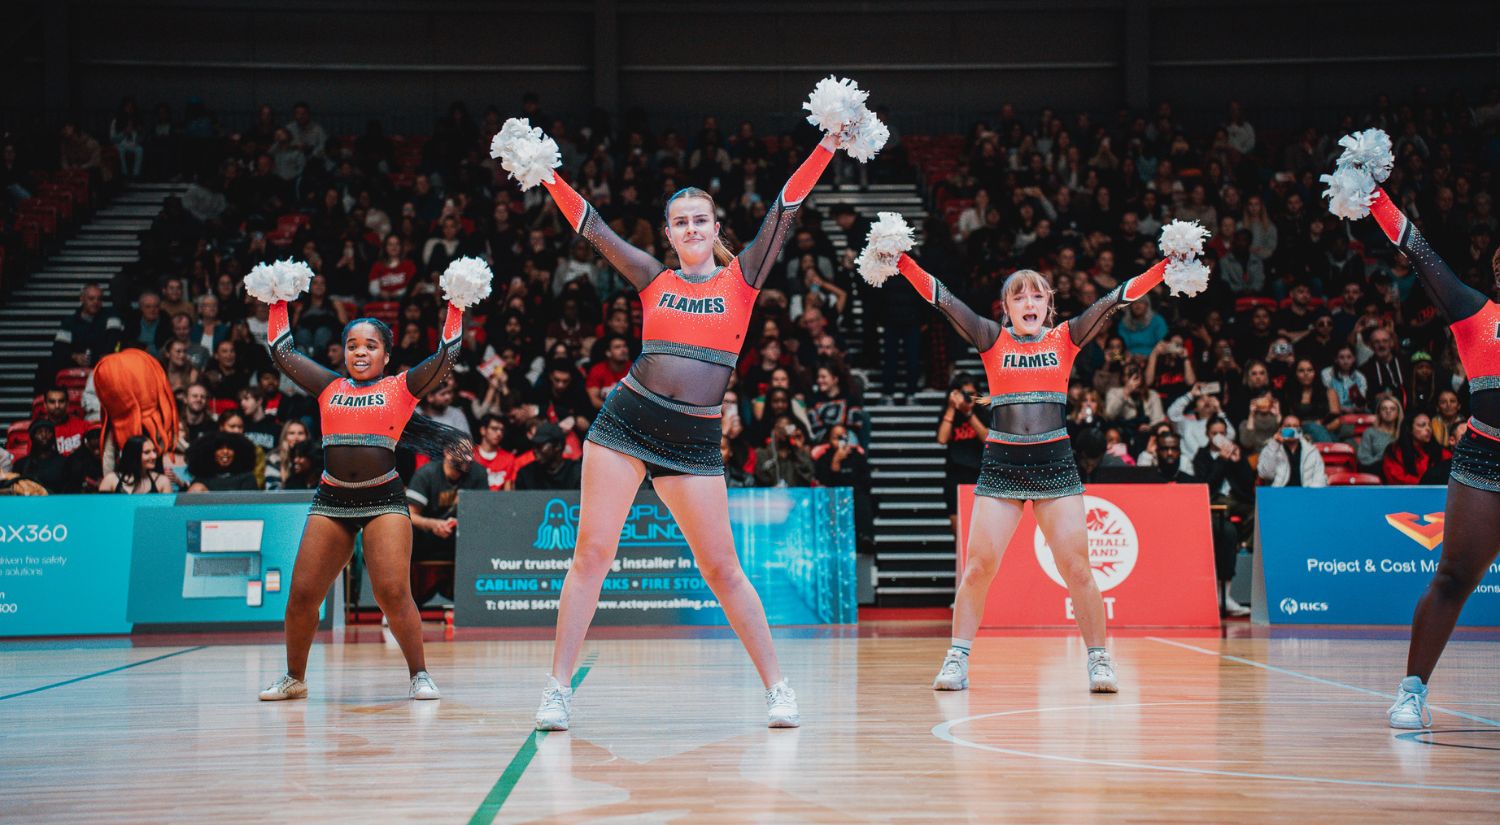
[1254,414,1327,488]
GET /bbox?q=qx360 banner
[1256,486,1500,625]
[454,488,857,627]
[955,483,1220,627]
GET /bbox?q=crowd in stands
[6,86,1500,542]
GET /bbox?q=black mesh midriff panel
[987,402,1068,437]
[1472,389,1500,431]
[324,445,399,485]
[629,353,734,408]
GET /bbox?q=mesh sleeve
[268,301,339,396]
[404,303,463,398]
[1068,261,1167,347]
[543,175,665,293]
[738,144,835,289]
[1370,188,1487,324]
[897,254,1000,350]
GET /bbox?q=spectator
[1104,363,1165,443]
[1238,392,1282,454]
[203,340,251,403]
[1146,431,1197,482]
[1257,414,1327,488]
[472,414,518,491]
[165,313,211,370]
[33,387,91,457]
[1190,420,1256,617]
[1117,295,1168,358]
[514,422,582,490]
[407,444,488,602]
[59,122,107,182]
[937,375,989,530]
[1219,230,1267,296]
[264,420,309,491]
[64,427,105,493]
[721,434,755,488]
[1382,412,1449,485]
[1144,334,1196,402]
[755,415,815,487]
[16,420,70,493]
[190,294,231,353]
[1360,328,1407,403]
[1281,359,1341,442]
[181,382,217,445]
[529,360,593,451]
[417,378,472,435]
[185,431,259,491]
[1321,346,1368,413]
[1167,384,1236,462]
[370,234,417,300]
[278,440,323,490]
[99,435,174,494]
[808,361,867,447]
[1357,394,1404,474]
[42,283,122,391]
[815,423,874,549]
[238,387,281,452]
[123,291,167,355]
[585,335,632,409]
[285,101,328,166]
[1431,390,1465,449]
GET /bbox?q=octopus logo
[534,499,578,551]
[1033,495,1139,592]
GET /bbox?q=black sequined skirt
[1450,420,1500,494]
[974,438,1084,501]
[587,377,724,477]
[309,471,411,528]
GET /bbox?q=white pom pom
[1336,129,1394,183]
[803,76,869,136]
[1321,166,1378,221]
[244,258,313,304]
[854,212,914,287]
[1164,258,1210,298]
[439,256,493,310]
[843,108,889,164]
[1158,219,1210,259]
[489,117,560,190]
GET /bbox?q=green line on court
[0,646,209,702]
[468,653,598,825]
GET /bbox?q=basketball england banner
[955,484,1219,627]
[1256,486,1500,625]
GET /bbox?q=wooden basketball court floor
[4,624,1499,823]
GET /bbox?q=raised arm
[542,174,664,292]
[1369,188,1487,324]
[895,254,1000,350]
[738,136,837,289]
[404,302,464,398]
[268,301,339,396]
[1068,259,1167,347]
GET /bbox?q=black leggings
[1405,480,1500,682]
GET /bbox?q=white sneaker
[1388,676,1433,729]
[535,676,573,731]
[1088,650,1119,693]
[1222,595,1251,618]
[766,679,800,728]
[409,671,441,700]
[932,651,969,691]
[258,673,308,701]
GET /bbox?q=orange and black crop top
[267,299,463,471]
[538,139,835,406]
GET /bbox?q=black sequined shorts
[587,377,724,477]
[309,470,411,529]
[1450,419,1500,494]
[974,436,1084,501]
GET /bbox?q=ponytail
[397,413,472,460]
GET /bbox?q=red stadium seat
[277,213,311,232]
[54,367,89,390]
[1235,297,1279,313]
[5,421,31,461]
[362,301,401,326]
[1328,471,1382,485]
[1314,442,1356,470]
[210,398,240,416]
[1340,413,1376,438]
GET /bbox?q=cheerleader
[1323,129,1500,729]
[250,257,490,701]
[492,77,887,730]
[857,214,1210,693]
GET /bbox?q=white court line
[1147,636,1500,727]
[932,700,1500,795]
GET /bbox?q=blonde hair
[664,187,735,266]
[1000,268,1056,328]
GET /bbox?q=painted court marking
[932,700,1500,794]
[468,652,598,825]
[1147,636,1500,727]
[0,646,209,702]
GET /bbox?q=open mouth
[1022,313,1040,325]
[353,361,370,370]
